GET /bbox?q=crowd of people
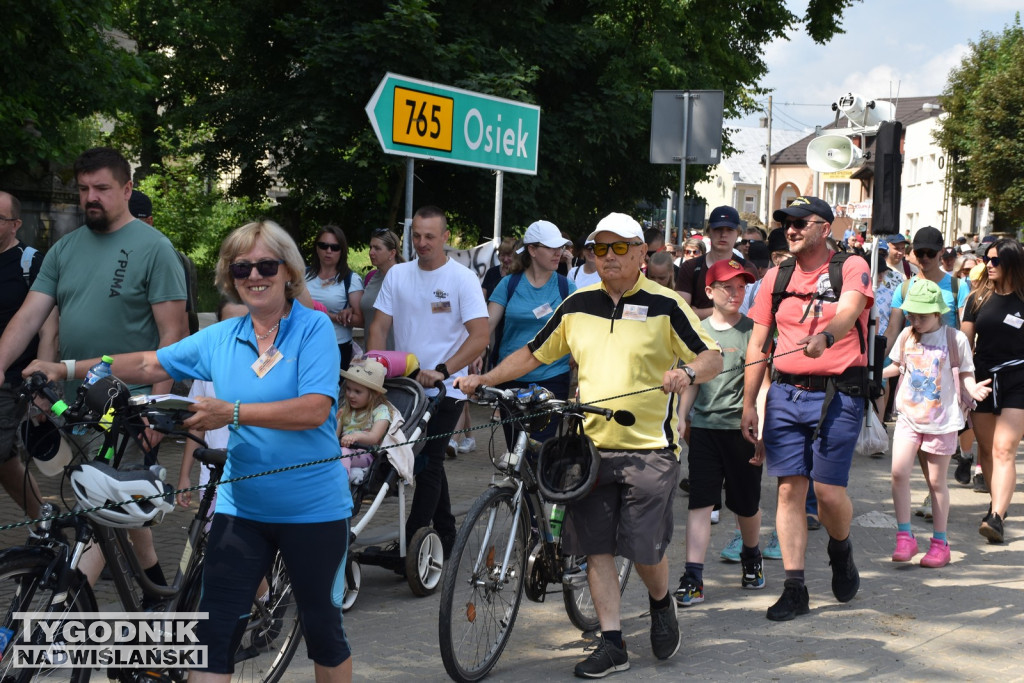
[0,155,1022,681]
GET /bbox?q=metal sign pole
[404,157,414,261]
[677,92,691,239]
[493,170,504,246]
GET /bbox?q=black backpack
[177,250,199,335]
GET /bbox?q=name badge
[252,345,284,378]
[532,302,553,319]
[622,304,648,321]
[431,301,452,314]
[1004,313,1024,329]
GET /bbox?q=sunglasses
[983,255,1001,267]
[683,249,702,256]
[913,248,938,259]
[372,228,391,236]
[782,219,826,230]
[316,241,342,252]
[228,259,285,279]
[587,241,642,257]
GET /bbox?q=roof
[721,127,807,184]
[770,95,940,167]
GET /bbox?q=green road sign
[366,73,540,175]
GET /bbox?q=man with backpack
[675,205,757,319]
[741,196,873,621]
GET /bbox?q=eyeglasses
[983,255,1001,267]
[587,241,642,257]
[683,249,702,256]
[736,240,748,247]
[782,219,826,230]
[0,217,17,223]
[372,228,391,236]
[316,241,341,252]
[228,259,285,279]
[711,284,745,295]
[913,248,938,259]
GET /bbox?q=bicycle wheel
[0,549,97,682]
[562,554,633,633]
[438,487,529,682]
[176,552,302,683]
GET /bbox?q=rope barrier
[0,346,805,533]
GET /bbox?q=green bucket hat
[899,279,950,315]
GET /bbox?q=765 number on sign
[392,87,454,152]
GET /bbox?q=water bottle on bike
[72,355,113,435]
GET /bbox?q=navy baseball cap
[772,196,834,224]
[708,205,740,230]
[129,190,153,219]
[885,233,907,245]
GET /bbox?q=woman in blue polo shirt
[37,220,353,681]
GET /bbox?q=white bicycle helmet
[69,461,174,528]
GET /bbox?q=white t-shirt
[889,326,975,434]
[306,272,364,344]
[569,264,602,289]
[374,258,488,399]
[187,380,228,487]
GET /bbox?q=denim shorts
[762,382,864,487]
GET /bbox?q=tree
[112,0,859,243]
[0,1,147,170]
[936,15,1024,230]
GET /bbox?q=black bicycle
[438,385,634,682]
[0,373,300,682]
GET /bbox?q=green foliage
[936,15,1024,228]
[0,0,147,169]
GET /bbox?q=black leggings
[339,342,353,371]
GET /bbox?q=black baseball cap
[767,227,788,253]
[129,190,153,219]
[911,226,944,252]
[747,240,770,268]
[708,205,740,230]
[772,196,834,224]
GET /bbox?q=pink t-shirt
[749,253,873,375]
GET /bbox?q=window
[823,182,849,206]
[743,192,756,213]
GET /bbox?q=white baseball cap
[516,220,569,254]
[586,212,644,243]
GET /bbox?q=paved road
[2,402,1022,681]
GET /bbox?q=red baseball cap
[706,259,755,287]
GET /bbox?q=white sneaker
[710,509,720,524]
[458,437,476,453]
[447,440,458,458]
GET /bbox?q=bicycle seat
[194,448,228,467]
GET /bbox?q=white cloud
[948,0,1022,11]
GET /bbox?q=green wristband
[232,400,241,429]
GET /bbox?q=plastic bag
[854,408,888,458]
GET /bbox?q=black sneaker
[574,637,629,678]
[766,579,809,621]
[955,455,973,485]
[973,472,989,493]
[649,600,680,660]
[828,538,860,603]
[741,553,765,590]
[980,511,1005,543]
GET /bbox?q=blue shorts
[762,382,863,487]
[198,514,351,673]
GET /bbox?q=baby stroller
[341,352,447,611]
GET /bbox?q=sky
[729,0,1022,131]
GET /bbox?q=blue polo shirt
[157,301,350,523]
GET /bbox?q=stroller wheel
[342,557,361,612]
[406,527,444,596]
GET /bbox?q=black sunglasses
[913,248,938,259]
[782,219,826,230]
[228,259,285,279]
[316,241,342,252]
[983,255,1001,267]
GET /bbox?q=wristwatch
[435,363,451,380]
[681,365,697,384]
[820,331,836,348]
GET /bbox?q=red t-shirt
[748,253,873,375]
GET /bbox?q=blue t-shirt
[489,272,575,381]
[890,273,968,328]
[157,301,350,523]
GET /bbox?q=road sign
[650,90,724,165]
[366,73,541,175]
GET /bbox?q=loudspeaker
[835,93,896,128]
[807,134,864,172]
[871,121,903,236]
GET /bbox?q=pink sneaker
[891,531,918,562]
[920,538,950,568]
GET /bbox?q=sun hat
[586,213,644,243]
[899,279,950,315]
[339,359,386,394]
[516,220,569,254]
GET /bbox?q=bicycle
[0,372,300,682]
[438,384,634,682]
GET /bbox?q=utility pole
[763,96,773,224]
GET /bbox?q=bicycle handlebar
[473,384,615,422]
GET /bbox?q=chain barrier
[0,346,803,533]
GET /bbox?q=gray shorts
[0,386,28,465]
[561,448,679,566]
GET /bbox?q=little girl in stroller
[337,360,391,484]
